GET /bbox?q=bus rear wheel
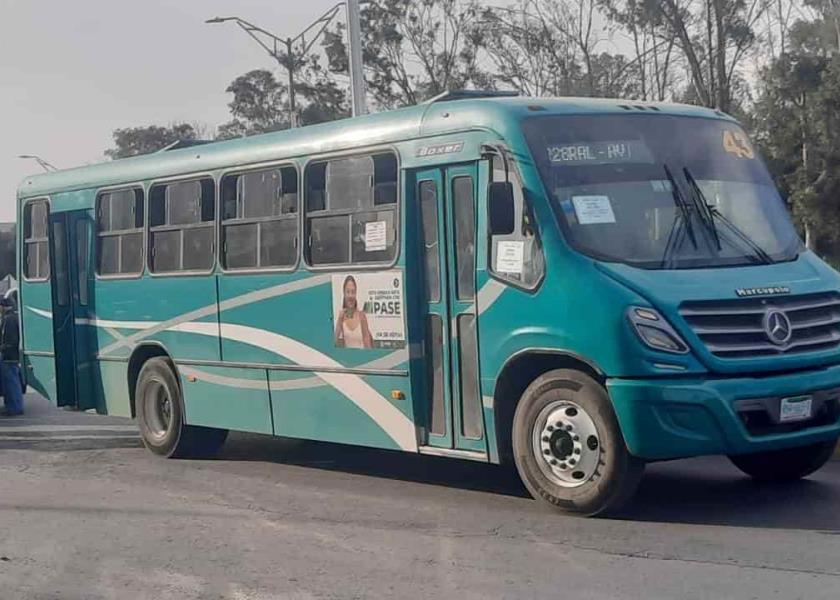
[728,440,837,482]
[512,369,644,516]
[135,357,228,458]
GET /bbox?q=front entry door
[416,163,487,453]
[49,210,95,410]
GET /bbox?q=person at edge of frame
[0,296,23,416]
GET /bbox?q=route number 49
[722,130,755,159]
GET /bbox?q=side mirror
[489,181,516,235]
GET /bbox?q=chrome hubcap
[532,400,601,488]
[144,381,172,441]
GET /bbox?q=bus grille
[679,292,840,359]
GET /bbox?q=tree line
[105,0,840,263]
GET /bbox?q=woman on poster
[335,275,374,349]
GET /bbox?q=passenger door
[50,210,96,410]
[415,163,487,454]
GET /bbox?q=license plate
[779,395,813,423]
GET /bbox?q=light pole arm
[206,3,344,68]
[206,16,287,64]
[206,2,367,124]
[291,2,344,59]
[18,155,58,172]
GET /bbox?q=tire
[728,440,837,482]
[512,369,644,516]
[135,357,228,458]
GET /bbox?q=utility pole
[207,4,344,128]
[346,0,367,116]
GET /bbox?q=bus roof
[17,96,730,199]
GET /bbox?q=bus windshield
[522,114,803,269]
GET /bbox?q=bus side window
[96,188,144,277]
[148,179,215,274]
[23,199,50,282]
[488,157,544,289]
[220,166,298,271]
[305,151,399,267]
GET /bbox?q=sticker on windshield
[572,196,616,225]
[722,129,755,159]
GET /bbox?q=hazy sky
[0,0,348,221]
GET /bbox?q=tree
[761,0,799,59]
[752,16,840,261]
[652,0,766,113]
[216,70,289,140]
[216,63,350,140]
[293,55,352,126]
[806,0,840,52]
[473,1,646,98]
[587,51,644,98]
[104,123,199,159]
[530,0,605,95]
[0,225,15,280]
[598,0,679,101]
[476,2,586,96]
[324,0,490,109]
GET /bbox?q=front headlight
[627,306,689,354]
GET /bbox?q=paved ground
[1,395,839,599]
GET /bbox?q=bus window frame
[485,152,545,294]
[217,161,302,275]
[21,196,52,283]
[94,184,146,281]
[146,172,218,278]
[301,145,402,272]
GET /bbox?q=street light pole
[207,3,344,128]
[285,38,297,127]
[346,0,367,116]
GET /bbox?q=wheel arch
[492,349,606,464]
[127,342,178,419]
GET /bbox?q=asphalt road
[1,394,839,599]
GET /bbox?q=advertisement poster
[332,271,406,350]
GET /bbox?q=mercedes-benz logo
[763,309,792,345]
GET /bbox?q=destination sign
[547,140,653,165]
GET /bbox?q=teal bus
[16,92,840,515]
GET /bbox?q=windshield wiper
[711,207,775,265]
[683,167,774,265]
[682,168,722,251]
[660,165,698,268]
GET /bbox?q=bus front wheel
[135,357,228,458]
[728,440,837,482]
[512,369,644,516]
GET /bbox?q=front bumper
[608,364,840,460]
